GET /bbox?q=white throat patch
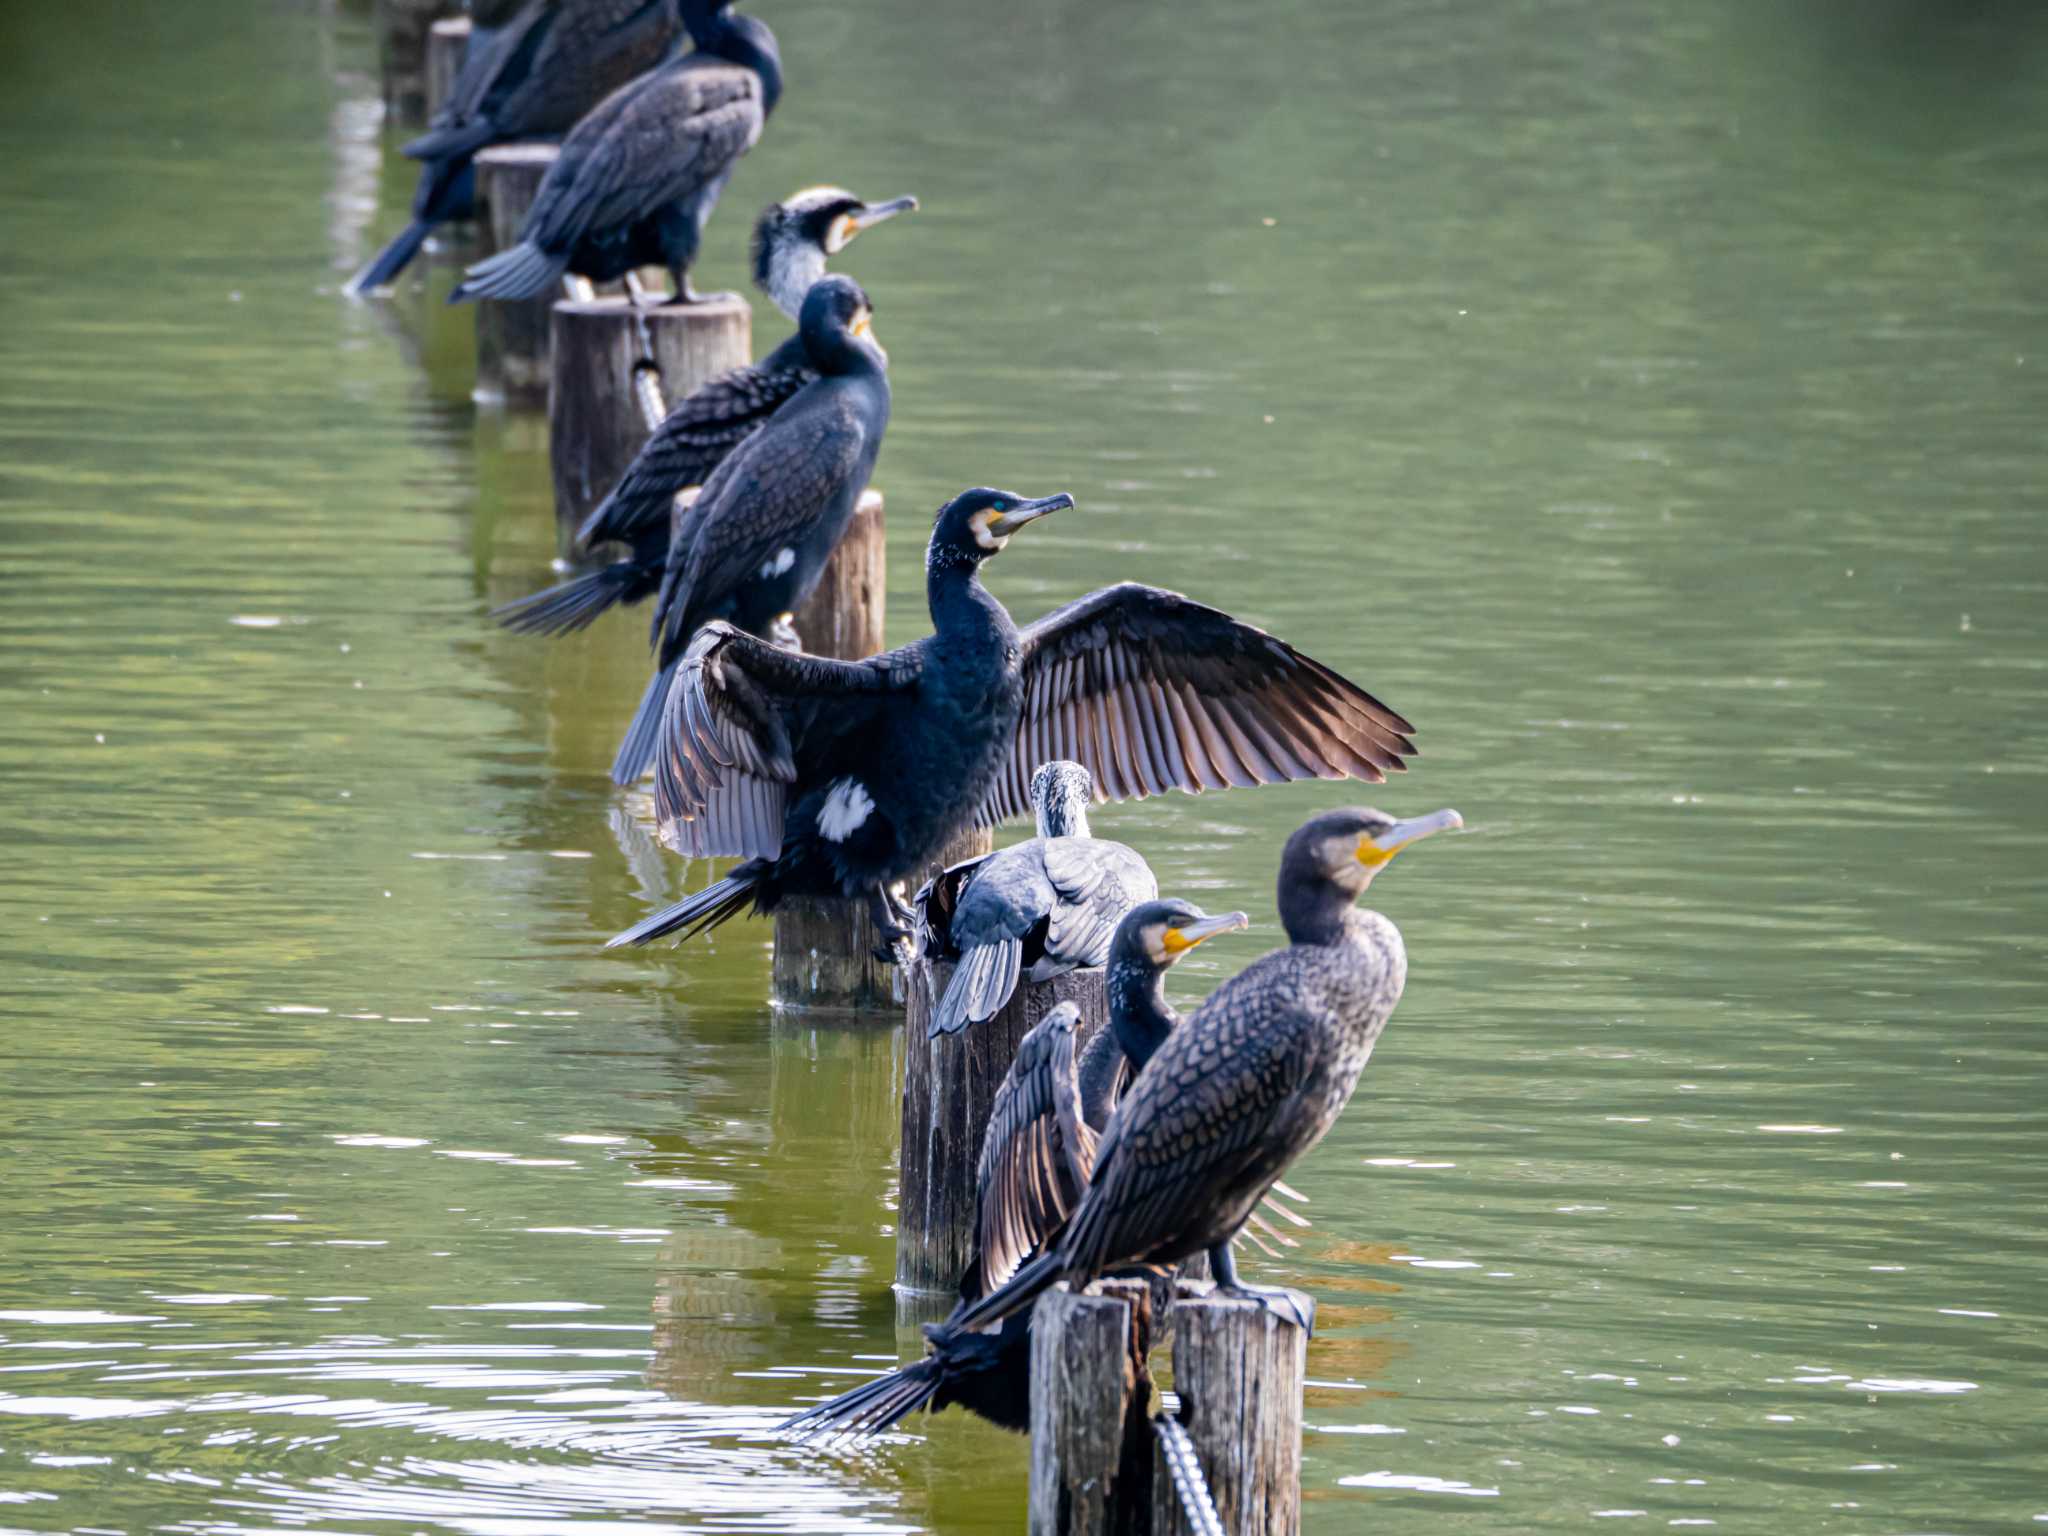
[818,778,876,842]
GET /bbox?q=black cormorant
[348,0,681,296]
[943,804,1463,1339]
[917,760,1157,1038]
[605,272,889,784]
[607,490,1416,955]
[449,0,781,305]
[779,901,1247,1440]
[490,188,915,640]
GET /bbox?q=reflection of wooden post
[897,966,1106,1293]
[549,294,751,530]
[1152,1282,1310,1536]
[375,0,458,127]
[473,144,560,407]
[1030,1277,1156,1536]
[424,15,471,126]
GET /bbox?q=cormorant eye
[990,500,1008,512]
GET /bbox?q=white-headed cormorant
[449,0,781,305]
[779,900,1246,1440]
[348,0,681,296]
[916,760,1157,1038]
[607,491,1416,956]
[944,804,1462,1339]
[490,188,915,640]
[605,272,889,785]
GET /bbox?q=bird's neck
[1279,881,1365,948]
[759,241,824,321]
[1035,799,1089,839]
[924,560,1014,655]
[1107,964,1178,1069]
[686,10,783,113]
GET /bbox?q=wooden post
[896,966,1107,1294]
[374,0,458,128]
[1029,1277,1157,1536]
[424,15,471,126]
[549,294,751,529]
[472,144,562,407]
[1152,1282,1310,1536]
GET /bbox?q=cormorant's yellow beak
[1162,909,1250,954]
[848,195,918,234]
[850,308,874,339]
[987,492,1074,537]
[1358,808,1463,867]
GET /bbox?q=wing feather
[978,584,1413,825]
[967,1007,1097,1299]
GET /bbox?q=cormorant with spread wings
[607,487,1417,954]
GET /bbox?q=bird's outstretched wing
[524,65,762,253]
[1040,837,1158,970]
[654,622,921,858]
[978,584,1416,826]
[653,396,870,656]
[578,358,817,548]
[967,1006,1097,1300]
[1058,953,1331,1277]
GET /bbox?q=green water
[4,0,2047,1530]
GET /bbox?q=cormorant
[780,900,1247,1440]
[943,804,1463,1340]
[600,272,889,785]
[490,188,915,640]
[607,488,1416,955]
[347,0,681,296]
[917,760,1157,1038]
[449,0,781,305]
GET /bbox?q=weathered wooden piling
[424,15,471,126]
[1151,1282,1310,1536]
[896,965,1107,1293]
[549,294,751,528]
[374,0,458,128]
[472,144,560,406]
[1029,1277,1157,1536]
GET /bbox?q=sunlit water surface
[3,0,2046,1531]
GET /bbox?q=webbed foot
[1216,1281,1316,1337]
[768,612,801,652]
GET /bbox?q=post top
[552,293,753,322]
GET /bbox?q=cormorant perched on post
[943,804,1463,1339]
[917,760,1157,1038]
[449,0,781,304]
[490,188,915,640]
[607,489,1417,955]
[604,273,889,785]
[779,900,1248,1441]
[347,0,681,296]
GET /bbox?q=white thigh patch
[758,546,797,581]
[818,778,875,842]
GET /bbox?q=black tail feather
[946,1250,1065,1336]
[346,218,436,296]
[605,866,764,948]
[778,1359,944,1442]
[930,940,1022,1037]
[610,658,675,786]
[449,240,567,304]
[492,561,653,637]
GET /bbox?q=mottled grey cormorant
[916,760,1157,1038]
[491,188,915,639]
[449,0,781,304]
[607,490,1416,954]
[348,0,681,296]
[779,901,1246,1440]
[600,273,889,785]
[944,804,1462,1338]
